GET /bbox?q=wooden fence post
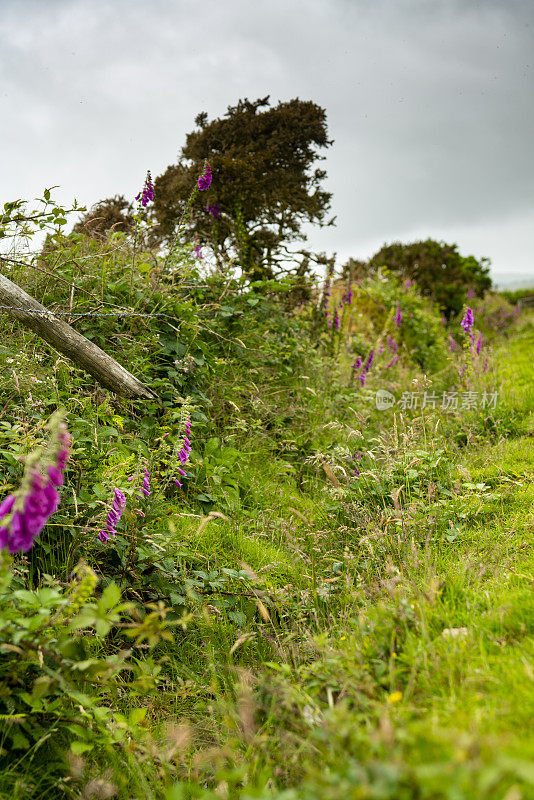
[0,271,158,401]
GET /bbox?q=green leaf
[98,427,119,437]
[203,437,220,456]
[66,723,91,738]
[129,707,147,725]
[31,677,54,700]
[71,741,94,755]
[95,618,111,637]
[10,731,30,749]
[101,583,121,610]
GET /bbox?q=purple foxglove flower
[174,479,183,488]
[22,509,47,539]
[8,511,32,553]
[0,494,16,520]
[0,496,16,551]
[460,307,474,334]
[334,310,340,330]
[449,335,458,352]
[364,349,374,373]
[206,202,221,219]
[22,474,59,538]
[405,279,412,288]
[350,356,362,385]
[25,480,59,522]
[136,170,154,207]
[44,480,60,513]
[198,164,212,191]
[394,305,402,327]
[387,355,399,369]
[112,489,126,514]
[47,465,64,487]
[99,486,127,542]
[177,468,186,477]
[177,419,193,470]
[0,420,71,553]
[57,450,70,473]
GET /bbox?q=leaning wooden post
[0,271,158,401]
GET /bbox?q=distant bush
[344,238,492,318]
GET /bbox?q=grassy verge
[0,245,532,798]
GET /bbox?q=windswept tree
[73,195,134,239]
[151,96,336,281]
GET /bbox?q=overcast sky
[1,0,533,284]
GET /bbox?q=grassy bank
[0,234,532,799]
